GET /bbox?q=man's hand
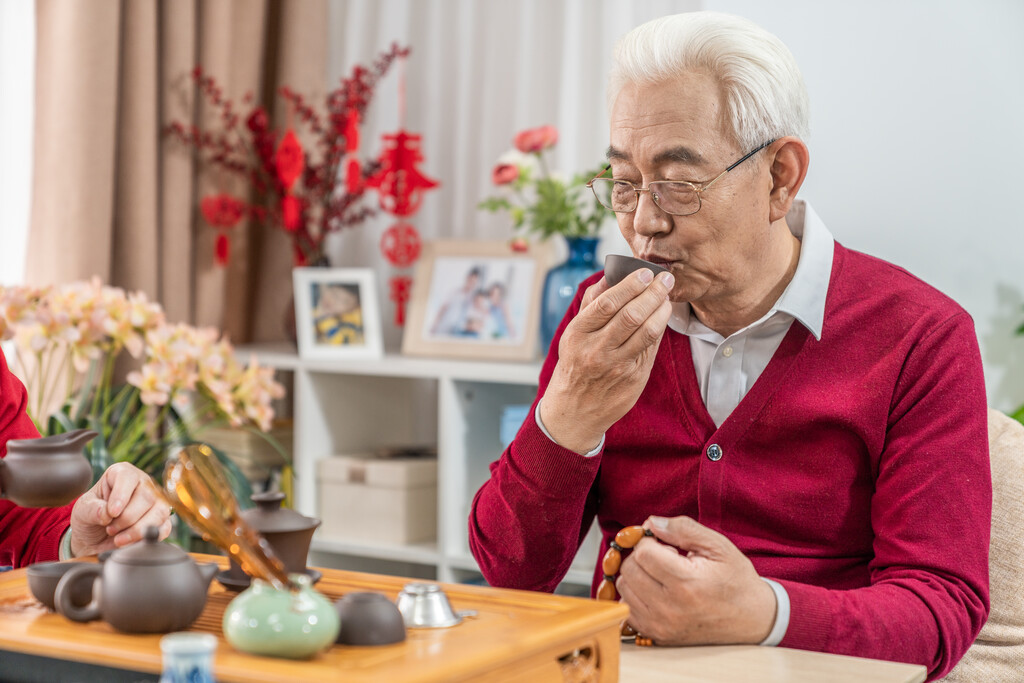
[68,462,172,557]
[616,516,777,645]
[539,268,674,453]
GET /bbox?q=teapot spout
[198,562,219,588]
[7,428,99,453]
[58,428,100,451]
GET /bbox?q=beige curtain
[27,0,326,342]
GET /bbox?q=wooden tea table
[0,555,926,682]
[0,554,625,682]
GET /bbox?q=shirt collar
[667,199,834,341]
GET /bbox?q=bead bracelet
[596,525,655,646]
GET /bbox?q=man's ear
[767,137,809,223]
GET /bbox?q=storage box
[318,454,437,544]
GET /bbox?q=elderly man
[469,11,988,680]
[0,348,171,568]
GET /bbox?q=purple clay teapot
[54,526,219,633]
[0,429,96,507]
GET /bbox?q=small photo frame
[403,241,548,361]
[293,267,383,360]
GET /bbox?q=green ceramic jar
[222,573,339,659]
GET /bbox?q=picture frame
[402,240,549,361]
[293,267,384,360]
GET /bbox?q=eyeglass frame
[586,138,777,217]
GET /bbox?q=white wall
[702,0,1024,410]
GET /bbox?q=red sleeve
[0,347,74,568]
[775,311,990,681]
[468,276,603,591]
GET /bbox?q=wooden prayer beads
[596,525,655,646]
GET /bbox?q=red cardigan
[469,242,990,680]
[0,348,73,567]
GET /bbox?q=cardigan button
[706,444,723,461]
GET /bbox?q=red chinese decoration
[364,54,439,327]
[200,195,245,228]
[380,222,422,268]
[365,131,440,217]
[275,129,304,189]
[215,234,231,266]
[280,194,303,232]
[343,108,362,193]
[388,276,413,327]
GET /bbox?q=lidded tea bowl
[225,491,320,587]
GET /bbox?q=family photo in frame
[293,267,383,360]
[403,241,548,361]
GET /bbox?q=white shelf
[311,537,440,566]
[236,343,544,385]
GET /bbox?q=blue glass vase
[540,236,600,352]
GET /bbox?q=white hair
[608,12,810,151]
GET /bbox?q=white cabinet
[237,343,599,593]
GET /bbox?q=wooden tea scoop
[163,443,296,592]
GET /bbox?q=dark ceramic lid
[242,491,319,533]
[112,526,190,566]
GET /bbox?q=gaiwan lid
[242,491,319,534]
[112,526,190,566]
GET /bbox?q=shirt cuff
[759,578,790,646]
[58,527,74,561]
[534,399,605,457]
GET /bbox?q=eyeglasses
[586,139,776,217]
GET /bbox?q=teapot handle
[54,564,102,622]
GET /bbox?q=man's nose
[631,189,672,237]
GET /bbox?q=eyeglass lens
[590,179,700,216]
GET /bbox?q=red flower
[492,163,519,185]
[509,237,529,253]
[215,233,231,265]
[275,129,305,190]
[200,194,245,228]
[514,125,558,154]
[280,194,303,232]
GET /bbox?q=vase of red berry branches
[165,43,410,269]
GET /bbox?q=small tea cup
[603,254,670,287]
[335,592,406,645]
[26,561,94,611]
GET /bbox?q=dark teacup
[26,561,94,611]
[335,592,406,645]
[603,254,670,287]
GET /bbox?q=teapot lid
[242,491,319,533]
[112,526,190,566]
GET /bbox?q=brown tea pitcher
[0,429,96,507]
